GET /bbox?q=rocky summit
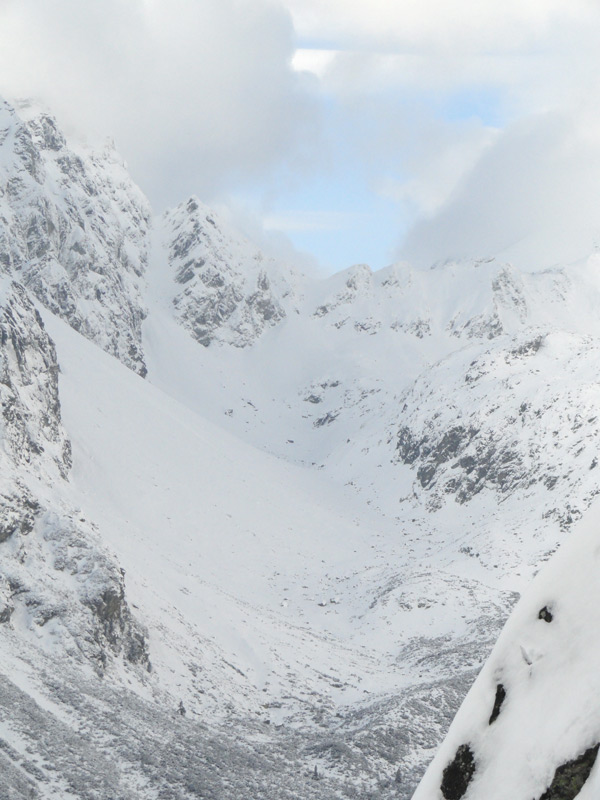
[0,98,599,799]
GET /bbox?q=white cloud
[1,0,600,272]
[288,2,600,270]
[0,0,319,208]
[399,109,600,269]
[282,0,595,52]
[375,123,498,218]
[213,199,321,275]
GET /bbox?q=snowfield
[0,97,598,798]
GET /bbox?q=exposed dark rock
[509,336,543,358]
[397,426,428,466]
[313,304,329,318]
[87,582,149,667]
[88,587,127,647]
[441,744,476,800]
[81,568,149,669]
[488,684,506,724]
[166,201,291,348]
[0,487,41,543]
[391,319,431,338]
[538,606,554,623]
[417,464,437,489]
[314,411,339,428]
[538,743,599,800]
[200,266,224,288]
[175,260,198,284]
[0,283,71,479]
[397,426,480,474]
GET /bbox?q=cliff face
[0,100,151,374]
[163,196,298,348]
[0,278,148,673]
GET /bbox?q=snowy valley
[0,97,599,799]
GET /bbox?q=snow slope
[412,500,600,800]
[30,292,504,798]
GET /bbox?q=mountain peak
[0,97,151,374]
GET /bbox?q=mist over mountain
[0,98,597,800]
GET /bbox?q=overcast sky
[0,0,599,273]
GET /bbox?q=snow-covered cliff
[0,100,150,374]
[163,196,299,348]
[0,277,147,674]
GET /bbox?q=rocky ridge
[0,99,151,375]
[164,197,299,348]
[394,330,600,520]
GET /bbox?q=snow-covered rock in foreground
[0,99,151,374]
[412,501,600,800]
[163,197,299,347]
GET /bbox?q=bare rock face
[440,744,476,800]
[165,197,296,348]
[2,508,149,671]
[0,99,151,375]
[0,280,71,479]
[394,330,600,524]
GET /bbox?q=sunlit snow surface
[413,502,600,799]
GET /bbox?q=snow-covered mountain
[163,197,299,348]
[0,277,147,683]
[0,99,150,375]
[0,97,598,799]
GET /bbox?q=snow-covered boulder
[412,502,600,800]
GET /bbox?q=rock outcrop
[0,100,151,374]
[165,197,297,348]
